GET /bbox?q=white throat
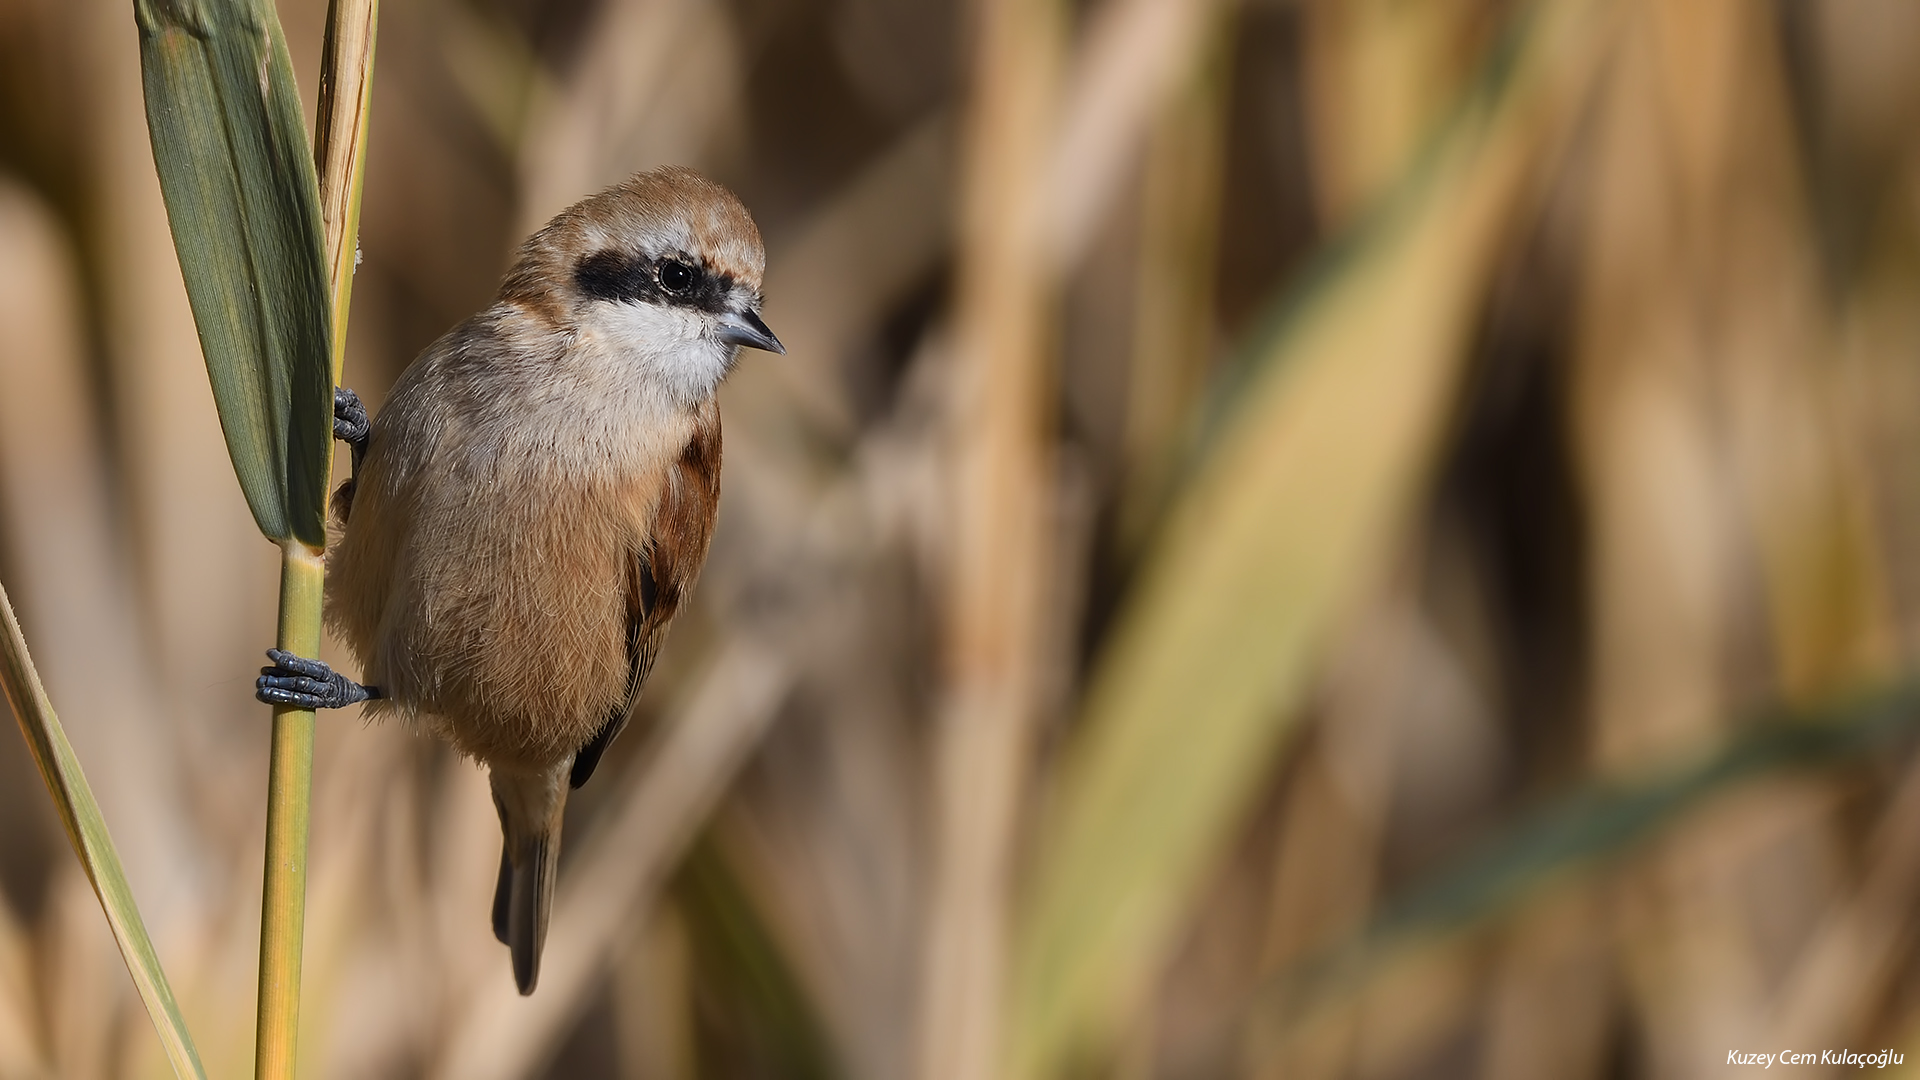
[577,299,734,409]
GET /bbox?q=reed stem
[251,3,376,1074]
[255,543,325,1080]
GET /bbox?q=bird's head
[499,166,783,406]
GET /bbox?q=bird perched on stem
[256,166,783,995]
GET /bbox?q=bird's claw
[255,649,380,710]
[333,387,371,446]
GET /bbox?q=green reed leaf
[0,582,208,1080]
[135,0,332,547]
[1005,3,1610,1076]
[1252,680,1920,1033]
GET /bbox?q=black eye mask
[573,249,736,316]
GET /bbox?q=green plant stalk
[314,0,379,384]
[0,582,209,1080]
[133,0,364,1071]
[256,544,325,1080]
[254,5,377,1074]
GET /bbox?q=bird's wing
[569,553,660,788]
[569,407,723,789]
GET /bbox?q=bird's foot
[334,386,370,469]
[333,386,370,445]
[255,649,380,710]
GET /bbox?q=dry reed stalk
[1300,0,1481,226]
[0,175,201,917]
[1572,16,1743,1071]
[748,112,956,440]
[1238,580,1414,1080]
[915,0,1066,1077]
[514,0,743,237]
[99,0,281,801]
[1007,2,1611,1072]
[0,892,39,1077]
[75,16,274,1065]
[1769,751,1920,1049]
[0,582,207,1079]
[79,0,227,936]
[1119,21,1228,544]
[1573,3,1867,1067]
[315,0,380,384]
[610,904,695,1080]
[0,173,208,1080]
[1479,888,1617,1080]
[1044,0,1230,272]
[46,871,131,1078]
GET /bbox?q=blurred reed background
[6,0,1920,1077]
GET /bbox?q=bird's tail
[489,763,571,995]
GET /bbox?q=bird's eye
[658,259,695,294]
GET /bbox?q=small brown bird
[256,166,782,994]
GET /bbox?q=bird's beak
[716,309,785,354]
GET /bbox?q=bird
[255,166,783,995]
